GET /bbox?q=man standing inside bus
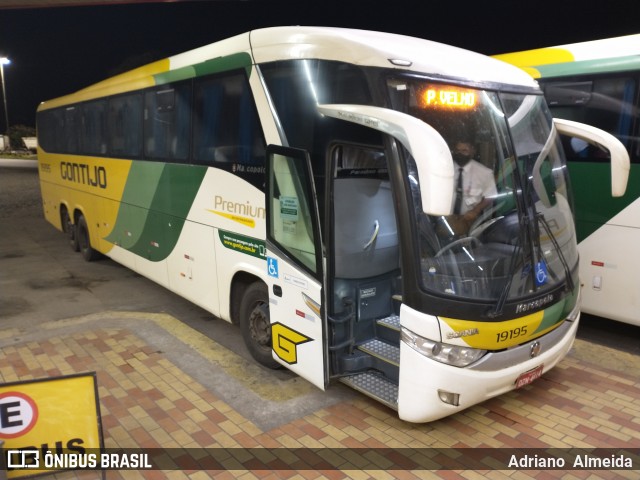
[447,139,497,235]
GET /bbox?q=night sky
[2,0,640,129]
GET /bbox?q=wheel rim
[248,302,271,351]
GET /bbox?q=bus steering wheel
[435,236,482,257]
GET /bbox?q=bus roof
[40,26,537,110]
[249,27,536,87]
[494,33,640,79]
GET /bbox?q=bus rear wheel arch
[238,281,281,370]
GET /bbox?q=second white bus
[496,35,639,326]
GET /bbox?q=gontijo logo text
[60,161,107,189]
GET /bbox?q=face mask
[453,152,472,166]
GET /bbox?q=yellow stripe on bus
[39,59,171,110]
[439,310,558,350]
[38,154,133,249]
[493,47,575,78]
[207,209,256,228]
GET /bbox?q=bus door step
[358,339,400,366]
[376,314,400,343]
[339,372,398,410]
[377,313,400,331]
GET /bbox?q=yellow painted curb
[41,311,316,401]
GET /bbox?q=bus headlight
[401,327,486,367]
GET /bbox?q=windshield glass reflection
[387,79,578,303]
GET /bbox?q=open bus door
[265,145,328,390]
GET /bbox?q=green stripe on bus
[534,301,564,334]
[534,287,578,335]
[105,162,165,248]
[535,55,640,78]
[193,52,252,77]
[130,164,207,261]
[106,163,207,261]
[569,163,640,242]
[153,52,253,85]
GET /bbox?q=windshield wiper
[537,213,575,293]
[488,243,522,318]
[488,218,527,318]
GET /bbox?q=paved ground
[1,162,639,479]
[2,309,639,479]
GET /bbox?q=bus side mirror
[554,118,630,197]
[317,104,455,216]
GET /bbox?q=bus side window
[144,84,191,162]
[193,70,266,187]
[63,106,81,154]
[269,152,318,274]
[543,77,637,162]
[37,108,64,153]
[108,93,143,158]
[82,100,108,155]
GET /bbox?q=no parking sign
[0,373,103,478]
[0,392,38,439]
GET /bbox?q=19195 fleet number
[496,326,528,343]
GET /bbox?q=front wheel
[239,282,281,369]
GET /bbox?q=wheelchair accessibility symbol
[267,257,279,278]
[535,261,548,287]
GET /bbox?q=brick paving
[0,313,638,480]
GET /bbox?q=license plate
[515,364,544,388]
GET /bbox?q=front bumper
[397,315,579,423]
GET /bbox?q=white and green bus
[37,27,629,422]
[496,35,639,327]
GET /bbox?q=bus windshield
[387,78,578,304]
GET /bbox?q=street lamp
[0,57,10,137]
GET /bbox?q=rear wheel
[76,214,101,262]
[239,282,280,369]
[61,208,79,252]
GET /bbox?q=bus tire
[76,214,101,262]
[239,282,281,369]
[61,208,79,252]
